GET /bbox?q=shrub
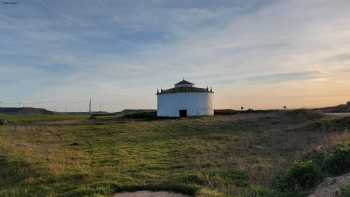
[273,160,323,193]
[272,146,350,196]
[341,184,350,197]
[319,147,350,176]
[181,173,207,185]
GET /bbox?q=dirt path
[113,191,191,197]
[308,173,350,197]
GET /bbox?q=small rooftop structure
[174,79,194,88]
[157,79,213,95]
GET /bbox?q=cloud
[325,53,350,63]
[204,71,326,87]
[246,71,325,84]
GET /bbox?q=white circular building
[157,79,214,117]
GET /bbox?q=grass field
[0,114,88,124]
[0,111,350,197]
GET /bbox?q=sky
[0,0,350,112]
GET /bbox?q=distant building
[157,79,214,117]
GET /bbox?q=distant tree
[283,106,287,110]
[241,106,244,111]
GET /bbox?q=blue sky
[0,0,350,111]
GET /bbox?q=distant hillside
[0,107,54,115]
[214,109,280,115]
[315,102,350,113]
[113,109,155,117]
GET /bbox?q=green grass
[0,111,350,196]
[0,114,88,124]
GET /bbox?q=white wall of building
[157,92,214,117]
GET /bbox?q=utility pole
[89,97,92,114]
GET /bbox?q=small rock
[0,119,9,125]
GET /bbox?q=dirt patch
[308,173,350,197]
[113,191,191,197]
